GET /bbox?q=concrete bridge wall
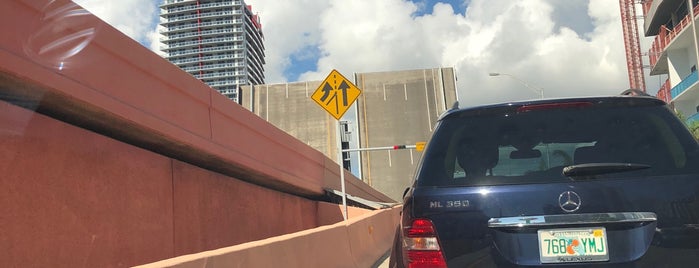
[1,101,322,267]
[135,205,402,268]
[0,1,396,267]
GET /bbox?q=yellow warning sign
[415,142,426,152]
[311,69,362,120]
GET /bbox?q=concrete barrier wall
[0,1,398,267]
[0,0,393,203]
[171,160,319,257]
[0,101,324,267]
[134,206,402,268]
[1,101,175,267]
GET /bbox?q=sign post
[311,69,361,220]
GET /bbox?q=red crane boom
[619,0,647,92]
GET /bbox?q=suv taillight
[403,219,447,268]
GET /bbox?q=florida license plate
[537,227,609,263]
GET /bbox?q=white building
[159,0,265,103]
[645,0,699,122]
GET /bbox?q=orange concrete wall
[0,0,397,266]
[134,206,402,268]
[0,101,322,267]
[171,160,318,256]
[1,101,174,267]
[0,0,393,204]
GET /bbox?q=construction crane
[619,0,647,92]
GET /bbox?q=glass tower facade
[159,0,265,103]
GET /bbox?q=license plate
[537,227,609,263]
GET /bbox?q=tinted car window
[417,100,699,187]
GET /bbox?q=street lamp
[489,72,544,99]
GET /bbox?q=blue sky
[410,0,468,16]
[75,0,652,107]
[284,39,321,82]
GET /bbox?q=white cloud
[245,0,330,82]
[252,0,630,107]
[78,0,639,107]
[148,26,167,57]
[307,0,431,79]
[73,0,160,51]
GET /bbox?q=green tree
[675,110,699,141]
[687,120,699,141]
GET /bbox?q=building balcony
[647,3,699,75]
[161,10,240,24]
[648,34,668,75]
[199,10,242,20]
[642,0,652,16]
[160,20,235,33]
[161,28,237,42]
[181,62,243,72]
[688,112,699,124]
[165,45,242,58]
[644,0,687,35]
[205,79,246,87]
[161,0,195,7]
[195,71,245,80]
[162,36,244,50]
[161,1,240,15]
[169,53,243,65]
[671,71,698,99]
[656,78,672,103]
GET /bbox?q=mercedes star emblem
[558,191,581,213]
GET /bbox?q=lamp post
[489,72,544,99]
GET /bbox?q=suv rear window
[416,99,699,187]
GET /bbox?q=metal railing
[161,28,238,41]
[649,5,699,69]
[160,20,236,32]
[181,62,243,72]
[205,79,246,86]
[195,71,244,79]
[161,1,241,14]
[163,36,243,49]
[656,78,671,103]
[162,10,240,23]
[162,0,194,6]
[642,0,653,17]
[166,45,242,57]
[169,54,242,65]
[671,71,698,99]
[688,112,699,124]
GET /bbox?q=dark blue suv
[390,96,699,267]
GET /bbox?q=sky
[73,0,660,108]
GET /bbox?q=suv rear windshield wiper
[562,163,651,179]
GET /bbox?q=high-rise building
[644,0,699,121]
[240,68,458,200]
[159,0,265,103]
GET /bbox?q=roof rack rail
[620,88,650,96]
